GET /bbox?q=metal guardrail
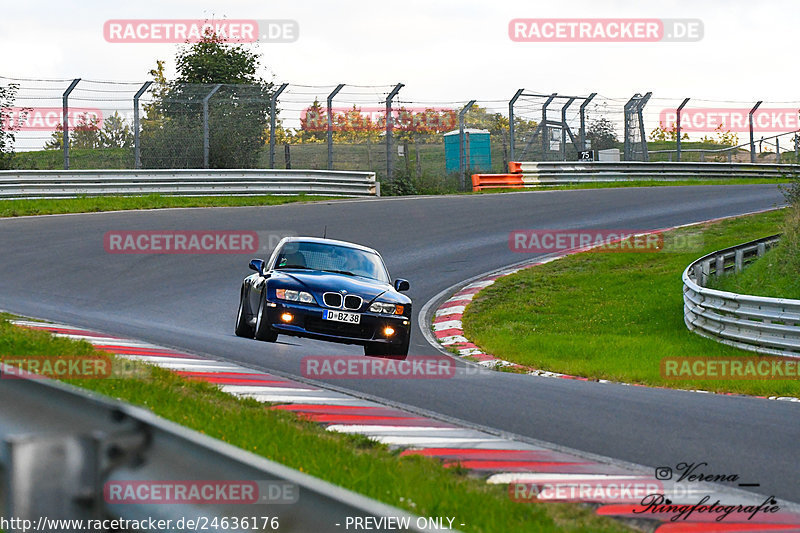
[682,234,800,357]
[0,169,379,199]
[0,365,430,532]
[504,161,798,186]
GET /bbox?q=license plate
[323,310,361,324]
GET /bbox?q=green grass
[462,209,800,397]
[710,208,800,299]
[0,193,340,218]
[0,315,630,533]
[12,148,133,170]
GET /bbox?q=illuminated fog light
[383,326,395,337]
[281,313,294,322]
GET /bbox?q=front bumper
[265,301,411,346]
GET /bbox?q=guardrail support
[202,84,222,169]
[326,84,345,170]
[508,89,524,164]
[62,79,80,170]
[269,83,289,169]
[458,100,476,190]
[749,101,763,163]
[676,97,690,162]
[133,81,153,170]
[385,83,404,183]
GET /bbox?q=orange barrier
[508,161,522,173]
[471,173,524,191]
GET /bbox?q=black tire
[235,289,255,338]
[363,342,388,357]
[385,335,410,357]
[254,294,278,342]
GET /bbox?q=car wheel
[254,295,278,342]
[235,288,255,338]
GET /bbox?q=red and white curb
[9,318,800,532]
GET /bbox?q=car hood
[273,270,408,303]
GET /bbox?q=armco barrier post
[62,78,80,170]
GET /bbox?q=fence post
[795,134,799,161]
[508,88,524,164]
[560,97,575,161]
[541,93,556,161]
[385,83,404,183]
[749,101,763,163]
[327,84,344,170]
[579,92,596,151]
[776,136,780,163]
[202,84,222,169]
[676,97,690,162]
[458,99,476,190]
[62,78,80,170]
[638,92,652,162]
[269,83,288,169]
[133,81,153,169]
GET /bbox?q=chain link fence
[2,75,800,193]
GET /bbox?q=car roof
[279,236,380,255]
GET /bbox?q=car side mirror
[394,278,410,292]
[248,259,266,275]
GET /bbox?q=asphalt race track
[2,184,798,503]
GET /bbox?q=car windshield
[274,242,389,283]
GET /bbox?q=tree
[43,112,103,150]
[140,30,274,168]
[0,83,20,169]
[587,117,618,150]
[650,121,689,142]
[100,111,134,148]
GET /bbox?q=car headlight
[369,302,404,315]
[275,288,315,304]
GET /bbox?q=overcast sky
[2,0,796,102]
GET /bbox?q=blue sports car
[235,237,412,356]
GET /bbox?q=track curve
[2,185,798,502]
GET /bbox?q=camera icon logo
[655,466,673,480]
